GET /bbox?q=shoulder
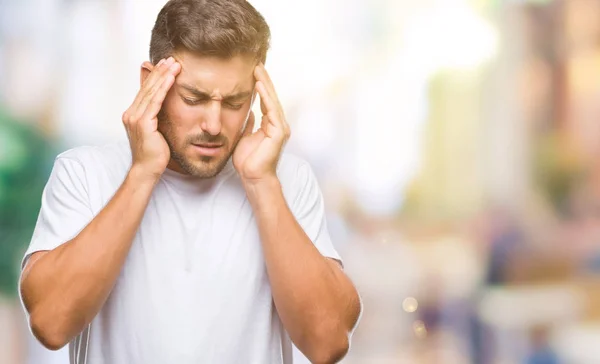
[276,153,322,204]
[51,141,131,185]
[55,141,131,172]
[276,152,313,185]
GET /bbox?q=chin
[181,155,230,178]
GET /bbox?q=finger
[254,63,279,104]
[133,57,176,117]
[256,81,290,137]
[242,111,255,137]
[254,66,289,133]
[138,72,176,132]
[129,58,168,111]
[260,114,269,132]
[259,91,268,116]
[136,61,181,119]
[256,81,278,119]
[142,57,176,95]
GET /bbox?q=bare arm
[233,64,361,363]
[21,168,157,350]
[245,178,361,364]
[20,57,181,350]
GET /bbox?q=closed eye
[224,102,244,110]
[182,96,245,110]
[182,97,208,106]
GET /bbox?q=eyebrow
[178,83,252,102]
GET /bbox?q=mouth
[191,143,224,157]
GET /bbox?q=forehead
[174,52,256,93]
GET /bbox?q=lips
[192,143,222,148]
[191,143,224,157]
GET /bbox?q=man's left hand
[233,63,290,184]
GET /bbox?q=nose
[200,100,222,136]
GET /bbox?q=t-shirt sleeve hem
[313,235,344,268]
[21,240,62,270]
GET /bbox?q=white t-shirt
[20,142,341,364]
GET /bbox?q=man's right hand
[122,56,181,181]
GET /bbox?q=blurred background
[1,0,600,363]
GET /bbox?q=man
[18,0,361,363]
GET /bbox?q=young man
[18,0,361,363]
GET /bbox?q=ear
[140,61,154,86]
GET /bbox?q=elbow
[30,312,71,351]
[304,327,350,364]
[314,336,349,364]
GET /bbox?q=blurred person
[469,209,526,364]
[17,0,361,363]
[525,326,560,364]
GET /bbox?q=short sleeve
[21,156,94,268]
[291,162,342,264]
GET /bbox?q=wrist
[242,174,280,192]
[127,164,162,189]
[243,175,283,205]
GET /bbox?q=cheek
[162,96,198,128]
[221,110,249,138]
[224,102,253,130]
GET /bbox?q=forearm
[21,167,157,349]
[245,178,360,363]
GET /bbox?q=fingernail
[170,62,179,71]
[157,59,165,66]
[166,57,175,65]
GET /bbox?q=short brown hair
[149,0,271,64]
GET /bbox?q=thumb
[242,111,255,137]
